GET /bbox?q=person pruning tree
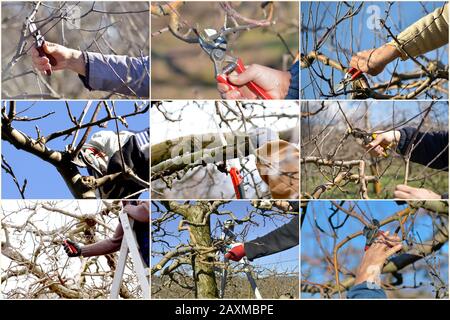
[366,127,448,199]
[30,42,149,97]
[217,60,299,100]
[347,231,402,299]
[72,127,149,199]
[350,4,448,76]
[63,201,149,267]
[225,201,299,262]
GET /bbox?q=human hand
[350,44,401,76]
[366,130,401,157]
[30,41,85,76]
[394,185,441,200]
[355,231,402,285]
[63,239,82,257]
[224,243,245,262]
[217,64,290,99]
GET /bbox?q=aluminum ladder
[110,211,149,299]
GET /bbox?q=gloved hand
[63,239,82,257]
[224,243,246,261]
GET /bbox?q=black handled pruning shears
[217,220,262,299]
[363,219,382,251]
[198,28,272,100]
[349,127,390,158]
[26,2,57,76]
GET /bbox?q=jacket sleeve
[396,127,448,171]
[285,61,299,99]
[79,52,149,98]
[388,4,448,59]
[244,215,299,261]
[347,282,387,299]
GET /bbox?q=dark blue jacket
[285,61,299,99]
[347,282,387,299]
[245,203,299,261]
[397,127,448,171]
[134,221,149,267]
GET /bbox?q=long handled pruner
[218,219,262,299]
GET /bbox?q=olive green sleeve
[388,4,448,59]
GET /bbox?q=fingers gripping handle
[37,43,57,76]
[216,58,273,100]
[347,67,363,81]
[216,73,238,91]
[64,240,77,255]
[234,58,273,100]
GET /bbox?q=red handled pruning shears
[229,167,245,199]
[26,2,57,76]
[212,116,246,199]
[199,28,272,100]
[335,67,363,92]
[63,239,78,255]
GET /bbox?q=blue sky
[151,201,299,275]
[301,200,449,298]
[2,100,149,199]
[301,1,448,99]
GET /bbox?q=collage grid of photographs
[0,0,448,302]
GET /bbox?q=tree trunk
[186,206,218,299]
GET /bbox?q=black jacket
[245,201,299,261]
[103,132,149,198]
[397,127,448,171]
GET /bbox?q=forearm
[65,49,86,76]
[78,52,150,97]
[388,4,449,59]
[245,215,299,261]
[124,202,150,223]
[81,224,123,257]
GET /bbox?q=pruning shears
[199,28,272,100]
[349,127,390,158]
[63,239,78,255]
[335,67,363,92]
[217,220,262,299]
[363,219,382,251]
[218,219,235,299]
[213,116,246,199]
[26,2,57,76]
